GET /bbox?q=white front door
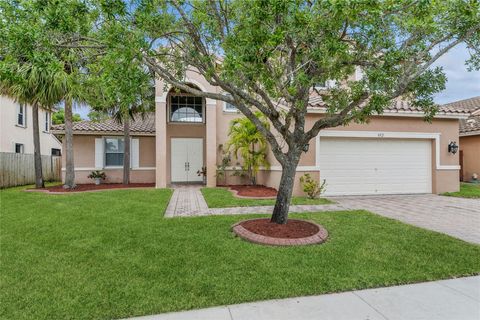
[171,138,204,183]
[318,137,432,196]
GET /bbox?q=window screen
[105,138,124,166]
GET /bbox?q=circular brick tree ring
[232,218,328,246]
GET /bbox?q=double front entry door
[171,138,204,183]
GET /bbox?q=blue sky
[432,43,480,104]
[75,44,479,119]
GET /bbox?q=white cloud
[432,43,480,104]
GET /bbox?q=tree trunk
[63,97,76,189]
[123,116,130,185]
[32,102,44,188]
[270,155,300,224]
[250,143,256,185]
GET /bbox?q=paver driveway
[335,194,480,244]
[165,186,480,244]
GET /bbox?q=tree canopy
[52,107,82,124]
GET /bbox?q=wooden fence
[0,152,61,188]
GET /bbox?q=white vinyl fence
[0,152,61,188]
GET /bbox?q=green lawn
[201,187,333,207]
[1,187,479,320]
[443,182,480,198]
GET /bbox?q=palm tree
[226,112,270,185]
[63,96,76,188]
[110,106,149,185]
[1,0,96,190]
[84,57,155,184]
[0,58,67,188]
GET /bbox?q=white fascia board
[306,107,469,119]
[460,131,480,137]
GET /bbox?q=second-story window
[45,112,50,132]
[17,104,25,127]
[223,94,238,112]
[170,95,203,123]
[15,143,24,154]
[313,81,327,89]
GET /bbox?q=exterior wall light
[448,141,459,154]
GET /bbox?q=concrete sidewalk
[126,276,480,320]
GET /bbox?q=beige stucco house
[0,95,62,156]
[443,97,480,182]
[52,72,469,196]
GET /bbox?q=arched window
[170,95,203,122]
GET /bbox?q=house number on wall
[377,133,385,137]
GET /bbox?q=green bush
[300,174,326,199]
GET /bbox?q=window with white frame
[44,112,50,132]
[104,138,124,167]
[17,104,26,126]
[170,95,204,122]
[314,80,336,90]
[223,94,238,112]
[15,143,24,154]
[313,81,328,89]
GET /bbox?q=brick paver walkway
[164,185,209,217]
[164,186,480,244]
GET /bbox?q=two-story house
[51,70,468,196]
[0,95,62,156]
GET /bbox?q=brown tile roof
[441,97,480,136]
[308,95,470,116]
[442,96,480,114]
[51,113,155,134]
[460,115,480,135]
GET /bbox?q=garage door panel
[322,174,431,182]
[319,137,432,196]
[320,168,431,176]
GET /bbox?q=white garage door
[318,137,432,196]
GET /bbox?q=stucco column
[206,100,217,187]
[155,99,168,188]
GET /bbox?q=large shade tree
[44,1,480,222]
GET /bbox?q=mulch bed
[240,218,319,239]
[29,183,155,193]
[232,218,329,246]
[228,185,278,197]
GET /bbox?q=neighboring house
[0,95,62,156]
[443,96,480,182]
[52,71,468,196]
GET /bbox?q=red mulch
[229,185,278,197]
[240,218,319,239]
[36,183,155,193]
